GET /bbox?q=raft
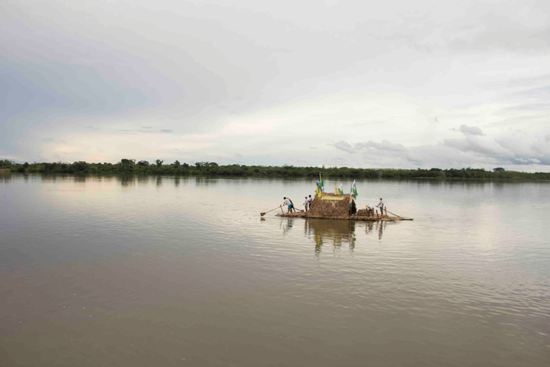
[277,211,412,222]
[277,193,413,222]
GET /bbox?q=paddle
[386,209,413,220]
[260,205,282,216]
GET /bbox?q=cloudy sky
[1,0,550,170]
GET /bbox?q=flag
[350,180,358,199]
[316,173,324,198]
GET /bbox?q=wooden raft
[275,193,413,221]
[276,211,413,222]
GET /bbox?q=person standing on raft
[283,197,295,213]
[376,198,385,217]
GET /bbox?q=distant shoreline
[1,159,550,181]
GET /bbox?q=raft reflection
[280,218,392,254]
[305,219,357,254]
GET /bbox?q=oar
[387,209,413,220]
[260,205,282,216]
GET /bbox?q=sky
[1,0,550,171]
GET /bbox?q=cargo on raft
[277,193,413,222]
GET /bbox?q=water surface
[1,175,549,366]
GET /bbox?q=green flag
[350,180,358,199]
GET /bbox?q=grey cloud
[336,133,550,168]
[498,102,550,113]
[343,120,387,128]
[515,85,550,99]
[500,73,550,89]
[113,127,173,134]
[444,136,502,157]
[333,141,356,153]
[334,140,407,154]
[333,139,475,168]
[446,22,550,53]
[458,124,484,136]
[355,141,408,153]
[446,134,550,166]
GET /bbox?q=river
[1,175,549,366]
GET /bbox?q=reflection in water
[305,219,356,255]
[365,220,388,240]
[280,217,295,235]
[279,218,395,255]
[119,175,135,187]
[73,175,86,183]
[0,173,12,182]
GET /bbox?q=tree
[72,161,88,172]
[120,159,135,171]
[493,167,505,172]
[155,159,163,167]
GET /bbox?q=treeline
[1,159,550,181]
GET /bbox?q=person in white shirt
[376,198,385,217]
[307,195,313,209]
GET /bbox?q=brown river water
[1,175,549,366]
